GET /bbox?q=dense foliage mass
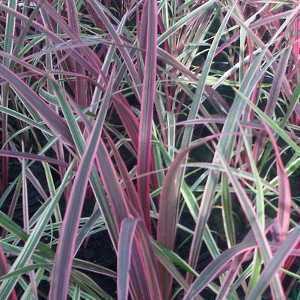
[0,0,299,299]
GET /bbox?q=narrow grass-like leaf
[107,135,143,218]
[1,0,17,192]
[158,0,217,45]
[0,64,72,145]
[0,162,74,299]
[240,126,265,289]
[217,152,285,299]
[50,75,119,243]
[183,240,256,299]
[264,125,291,241]
[221,175,236,248]
[255,46,292,156]
[86,0,141,97]
[65,0,87,106]
[0,245,17,300]
[235,88,300,155]
[0,150,67,167]
[49,70,115,300]
[117,218,138,300]
[188,44,282,284]
[136,0,158,228]
[216,254,247,300]
[157,134,223,297]
[135,221,163,300]
[181,3,234,150]
[247,227,300,300]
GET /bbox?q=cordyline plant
[0,0,300,299]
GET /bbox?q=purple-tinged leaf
[65,0,80,34]
[0,149,67,167]
[152,242,191,293]
[177,117,226,126]
[157,49,229,113]
[254,47,292,157]
[0,4,101,79]
[65,0,88,107]
[157,133,225,298]
[66,92,129,238]
[93,142,155,298]
[0,63,73,145]
[37,0,101,74]
[96,141,131,227]
[49,70,115,300]
[137,0,147,58]
[217,150,285,298]
[113,94,139,150]
[86,0,141,97]
[265,47,292,116]
[183,240,256,299]
[136,0,158,229]
[134,220,163,300]
[216,253,248,300]
[0,245,17,300]
[116,217,163,300]
[117,218,138,300]
[9,144,49,202]
[264,125,291,241]
[106,134,143,218]
[247,227,300,300]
